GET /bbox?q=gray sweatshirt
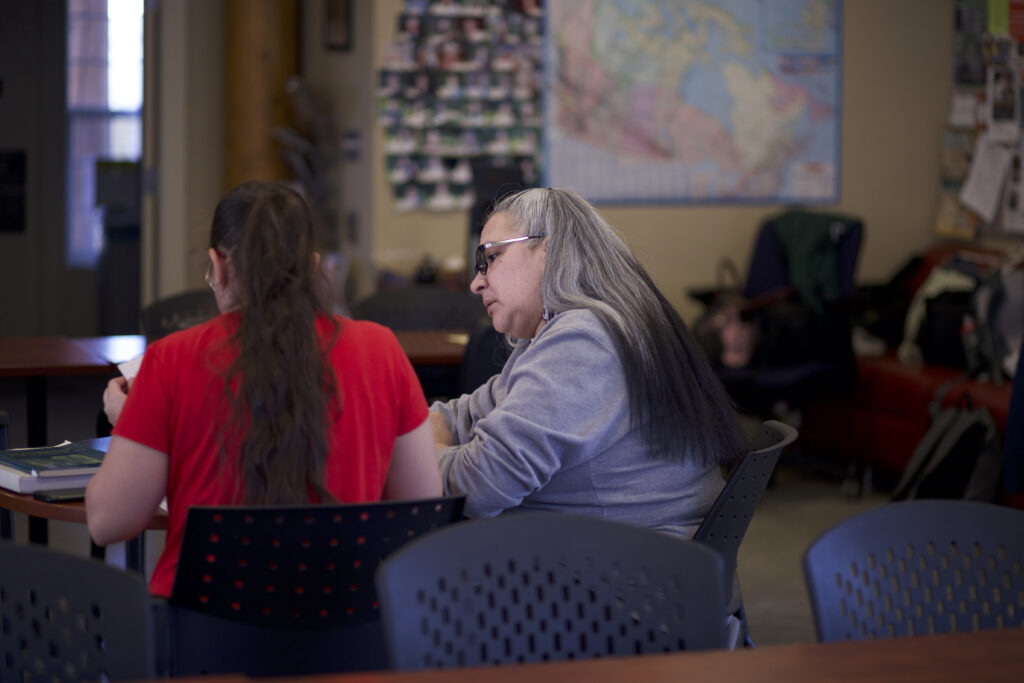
[433,308,725,537]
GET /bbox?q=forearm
[430,373,503,445]
[85,436,168,546]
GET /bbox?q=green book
[0,441,105,478]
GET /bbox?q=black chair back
[459,322,510,394]
[0,542,156,682]
[695,420,798,584]
[376,512,728,670]
[165,496,465,676]
[139,288,219,343]
[351,286,485,331]
[803,500,1024,642]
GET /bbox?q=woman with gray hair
[431,187,746,536]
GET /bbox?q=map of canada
[545,0,840,203]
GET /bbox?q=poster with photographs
[378,0,544,212]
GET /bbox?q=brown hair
[210,181,340,503]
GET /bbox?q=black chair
[162,496,465,677]
[352,286,487,398]
[350,285,486,331]
[694,419,798,645]
[803,500,1024,642]
[459,321,510,394]
[139,288,219,344]
[0,541,156,682]
[698,210,864,418]
[375,512,728,670]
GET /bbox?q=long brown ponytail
[210,181,340,503]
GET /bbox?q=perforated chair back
[0,541,155,682]
[139,288,219,343]
[694,420,798,584]
[351,286,486,331]
[376,512,728,670]
[803,500,1024,642]
[166,496,465,676]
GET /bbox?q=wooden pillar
[223,0,298,189]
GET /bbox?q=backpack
[891,378,1002,503]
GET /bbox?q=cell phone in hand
[33,487,87,503]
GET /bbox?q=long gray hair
[489,187,745,467]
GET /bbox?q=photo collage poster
[378,0,544,212]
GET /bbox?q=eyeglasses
[474,235,542,275]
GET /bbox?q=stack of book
[0,441,104,494]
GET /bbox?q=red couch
[799,243,1022,509]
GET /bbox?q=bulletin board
[376,0,544,213]
[943,0,1024,239]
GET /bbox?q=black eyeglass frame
[474,235,543,275]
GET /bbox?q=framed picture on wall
[326,0,352,51]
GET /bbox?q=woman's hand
[103,376,131,426]
[430,411,456,447]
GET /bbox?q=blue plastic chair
[376,512,728,670]
[0,542,156,681]
[803,499,1024,642]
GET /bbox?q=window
[66,0,143,266]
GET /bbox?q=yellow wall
[367,0,952,323]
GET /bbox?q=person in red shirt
[86,181,441,596]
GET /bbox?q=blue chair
[803,500,1024,641]
[0,542,156,682]
[162,496,465,676]
[376,512,728,670]
[694,419,798,645]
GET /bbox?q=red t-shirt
[113,313,428,597]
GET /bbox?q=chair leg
[737,602,757,648]
[840,462,872,498]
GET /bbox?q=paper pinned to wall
[960,132,1013,223]
[986,64,1021,142]
[948,91,980,127]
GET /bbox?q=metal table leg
[126,533,146,575]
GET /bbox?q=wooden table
[74,332,464,367]
[74,334,147,365]
[394,330,467,366]
[0,436,166,573]
[166,628,1019,682]
[0,336,118,447]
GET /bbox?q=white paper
[948,92,979,128]
[117,353,144,379]
[960,133,1014,223]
